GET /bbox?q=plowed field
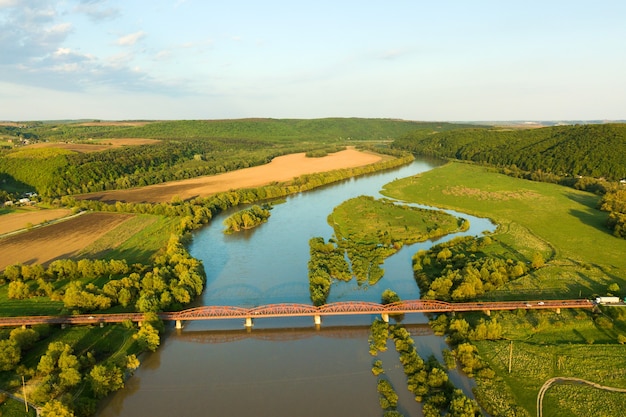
[79,147,384,203]
[0,212,134,270]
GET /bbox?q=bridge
[0,299,593,330]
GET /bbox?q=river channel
[97,158,496,417]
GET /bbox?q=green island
[223,204,272,233]
[308,195,468,305]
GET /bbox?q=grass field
[77,214,178,265]
[381,162,626,298]
[329,195,465,244]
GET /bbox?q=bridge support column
[555,308,561,315]
[244,317,253,329]
[381,313,389,323]
[175,320,183,330]
[100,322,104,328]
[483,309,491,317]
[314,315,321,326]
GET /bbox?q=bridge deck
[0,299,593,327]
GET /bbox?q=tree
[10,327,39,350]
[0,339,21,371]
[531,252,545,269]
[449,389,480,417]
[607,282,620,295]
[134,323,160,351]
[41,399,75,417]
[377,378,399,410]
[89,364,124,398]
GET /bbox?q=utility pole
[508,341,513,374]
[22,375,28,413]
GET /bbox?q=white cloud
[116,31,146,46]
[74,0,120,21]
[0,0,19,8]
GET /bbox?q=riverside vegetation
[308,196,467,305]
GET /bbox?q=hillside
[392,123,626,181]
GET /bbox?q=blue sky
[1,0,625,121]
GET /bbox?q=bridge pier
[314,315,321,326]
[244,317,253,328]
[555,308,561,314]
[175,320,183,330]
[381,313,389,323]
[483,309,491,317]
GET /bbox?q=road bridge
[0,298,593,330]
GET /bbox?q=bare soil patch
[79,147,385,203]
[0,212,134,270]
[0,208,73,235]
[26,138,161,153]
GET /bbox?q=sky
[1,0,625,121]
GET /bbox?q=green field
[77,214,179,265]
[329,195,466,245]
[382,162,626,299]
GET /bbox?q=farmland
[0,212,135,270]
[75,147,384,203]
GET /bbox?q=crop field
[0,212,134,270]
[77,147,384,204]
[0,207,73,235]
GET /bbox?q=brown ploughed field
[0,208,73,235]
[0,212,134,270]
[79,147,384,203]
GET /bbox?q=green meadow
[382,162,626,299]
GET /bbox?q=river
[97,158,495,417]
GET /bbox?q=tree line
[2,235,205,314]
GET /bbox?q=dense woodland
[392,123,626,181]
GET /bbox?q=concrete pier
[381,313,389,323]
[245,317,253,328]
[175,320,183,330]
[314,315,321,326]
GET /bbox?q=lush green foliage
[307,237,351,306]
[368,318,480,416]
[413,236,529,301]
[223,205,271,233]
[599,188,626,238]
[1,235,205,314]
[393,123,626,181]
